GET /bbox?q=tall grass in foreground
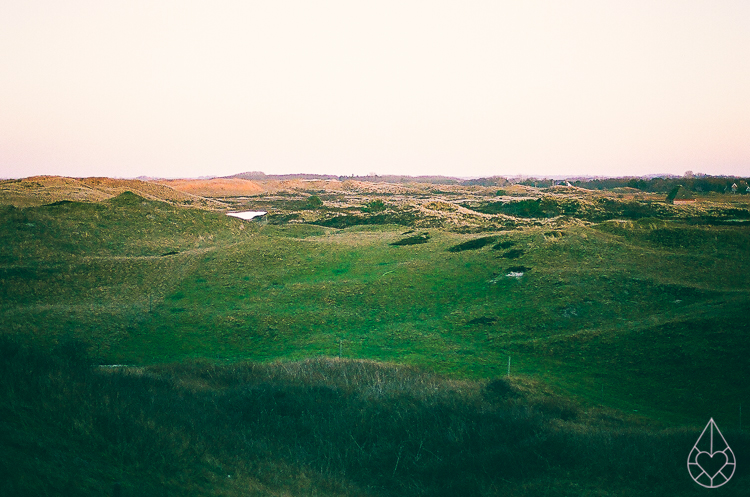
[1,336,747,496]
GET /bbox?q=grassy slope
[3,338,748,496]
[2,194,749,430]
[3,192,750,494]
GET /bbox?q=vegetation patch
[447,236,497,252]
[492,240,515,250]
[305,195,324,209]
[266,212,301,224]
[499,248,525,259]
[390,232,430,246]
[107,191,147,206]
[424,201,456,212]
[361,199,387,212]
[506,265,530,273]
[590,198,671,220]
[315,211,419,229]
[468,196,679,222]
[4,338,747,497]
[482,378,519,400]
[470,197,582,218]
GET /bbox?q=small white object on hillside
[227,211,267,220]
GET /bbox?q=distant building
[731,183,738,193]
[668,185,696,205]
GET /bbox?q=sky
[1,1,749,179]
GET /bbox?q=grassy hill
[2,186,749,494]
[3,338,748,496]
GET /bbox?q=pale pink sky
[1,1,749,179]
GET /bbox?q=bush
[483,378,519,400]
[492,240,515,250]
[305,195,324,209]
[447,236,497,252]
[390,233,430,246]
[499,248,525,259]
[362,199,387,212]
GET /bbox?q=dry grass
[0,176,223,209]
[157,178,265,197]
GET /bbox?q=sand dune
[0,176,223,209]
[158,178,265,197]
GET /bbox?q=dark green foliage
[447,236,497,252]
[390,232,430,245]
[4,339,749,496]
[305,195,324,209]
[532,395,578,421]
[253,195,331,212]
[482,378,518,400]
[492,240,515,250]
[470,197,582,218]
[472,199,546,217]
[468,196,682,221]
[522,175,750,193]
[595,220,750,252]
[649,225,750,251]
[499,248,524,259]
[315,211,419,228]
[592,198,666,220]
[362,199,387,212]
[107,191,146,206]
[266,212,301,224]
[628,178,650,190]
[45,199,76,207]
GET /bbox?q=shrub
[500,248,525,259]
[305,195,324,209]
[492,240,515,250]
[447,236,497,252]
[362,199,387,212]
[390,233,430,246]
[483,378,518,400]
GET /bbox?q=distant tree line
[226,171,510,186]
[518,176,750,193]
[226,170,747,192]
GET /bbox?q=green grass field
[2,190,750,495]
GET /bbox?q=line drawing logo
[687,418,735,488]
